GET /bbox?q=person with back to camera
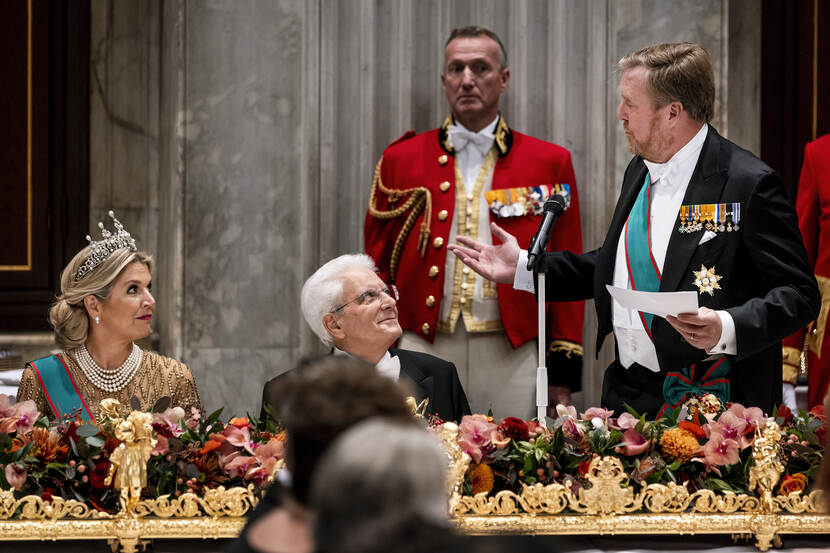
[16,211,201,420]
[227,355,417,553]
[310,418,458,553]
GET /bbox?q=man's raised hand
[447,222,521,284]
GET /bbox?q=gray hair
[300,253,378,347]
[310,418,449,553]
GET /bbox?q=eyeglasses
[330,284,399,313]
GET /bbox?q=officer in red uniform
[364,26,584,418]
[783,134,830,410]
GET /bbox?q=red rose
[90,460,112,490]
[498,417,530,442]
[152,422,176,439]
[578,460,592,475]
[777,404,794,424]
[41,487,55,503]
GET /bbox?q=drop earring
[95,316,100,325]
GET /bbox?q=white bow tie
[448,125,494,156]
[376,354,401,381]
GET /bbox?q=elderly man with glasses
[261,254,470,424]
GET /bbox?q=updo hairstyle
[48,246,154,349]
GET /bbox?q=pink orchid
[707,411,752,449]
[614,412,639,431]
[153,407,186,437]
[5,463,27,490]
[581,407,614,423]
[561,417,589,449]
[0,400,40,435]
[244,438,285,484]
[223,424,256,454]
[0,394,13,417]
[222,452,256,479]
[556,404,577,419]
[185,407,201,430]
[151,435,170,456]
[702,432,739,466]
[458,415,502,464]
[618,428,650,456]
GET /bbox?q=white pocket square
[697,230,718,245]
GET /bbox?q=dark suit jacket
[390,347,471,423]
[259,348,471,425]
[540,126,820,413]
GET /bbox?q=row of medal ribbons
[484,183,571,219]
[678,202,741,233]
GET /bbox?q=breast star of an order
[692,265,722,296]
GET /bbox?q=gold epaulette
[367,157,432,281]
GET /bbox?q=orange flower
[778,473,807,496]
[199,433,226,455]
[678,420,706,439]
[660,427,700,462]
[229,417,251,429]
[469,463,495,495]
[28,427,69,462]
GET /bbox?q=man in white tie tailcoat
[261,254,470,424]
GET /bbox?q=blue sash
[28,354,93,421]
[623,173,731,415]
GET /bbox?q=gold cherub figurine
[104,410,157,515]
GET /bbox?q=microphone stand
[527,252,548,426]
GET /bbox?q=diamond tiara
[73,211,138,282]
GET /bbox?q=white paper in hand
[605,285,698,318]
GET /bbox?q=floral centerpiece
[0,394,284,514]
[451,396,825,504]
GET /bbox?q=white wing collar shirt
[515,123,736,373]
[334,347,401,380]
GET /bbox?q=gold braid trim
[548,340,583,358]
[367,157,432,281]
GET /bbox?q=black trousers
[601,359,665,418]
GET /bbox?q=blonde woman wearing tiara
[16,211,201,421]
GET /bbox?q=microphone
[526,194,566,271]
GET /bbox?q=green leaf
[75,424,100,437]
[704,478,739,493]
[86,436,105,448]
[668,460,682,471]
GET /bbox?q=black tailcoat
[541,126,820,415]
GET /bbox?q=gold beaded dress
[16,348,202,420]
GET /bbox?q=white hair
[310,418,449,553]
[301,253,378,347]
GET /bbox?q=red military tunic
[783,134,830,409]
[365,117,584,390]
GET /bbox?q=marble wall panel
[87,0,760,415]
[181,0,311,412]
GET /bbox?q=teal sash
[623,173,731,415]
[28,354,93,421]
[624,174,661,338]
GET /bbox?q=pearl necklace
[76,343,143,392]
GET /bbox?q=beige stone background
[82,0,761,416]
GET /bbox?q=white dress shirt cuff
[513,250,536,293]
[707,310,737,355]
